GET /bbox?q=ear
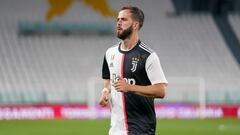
[133,22,139,30]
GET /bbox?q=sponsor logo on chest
[112,74,136,85]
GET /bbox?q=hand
[99,88,109,107]
[113,77,130,92]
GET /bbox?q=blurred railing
[0,76,240,105]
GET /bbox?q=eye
[122,18,127,21]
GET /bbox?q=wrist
[102,88,109,93]
[127,84,134,92]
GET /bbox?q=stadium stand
[0,0,240,105]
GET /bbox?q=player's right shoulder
[105,43,119,55]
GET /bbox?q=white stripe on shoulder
[140,42,153,53]
[139,45,152,53]
[139,44,153,53]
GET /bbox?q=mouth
[117,27,122,31]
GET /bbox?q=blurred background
[0,0,240,134]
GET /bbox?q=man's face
[116,10,134,40]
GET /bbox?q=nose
[117,19,122,26]
[117,21,120,27]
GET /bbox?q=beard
[117,25,133,40]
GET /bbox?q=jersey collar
[118,40,141,54]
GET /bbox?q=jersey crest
[130,57,139,72]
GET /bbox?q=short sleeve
[102,55,110,79]
[145,52,168,85]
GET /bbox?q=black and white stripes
[139,42,153,53]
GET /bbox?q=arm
[99,79,110,107]
[99,55,111,107]
[129,83,166,98]
[114,77,166,98]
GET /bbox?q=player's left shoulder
[138,41,154,54]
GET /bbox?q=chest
[107,51,148,77]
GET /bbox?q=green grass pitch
[0,119,239,135]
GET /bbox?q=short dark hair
[121,6,144,29]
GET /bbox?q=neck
[121,32,139,51]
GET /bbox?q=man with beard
[99,6,168,135]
